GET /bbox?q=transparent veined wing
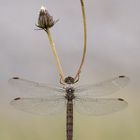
[10,96,66,115]
[9,77,65,97]
[74,98,128,116]
[75,76,129,98]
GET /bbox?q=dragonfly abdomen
[66,100,73,140]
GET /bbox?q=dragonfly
[9,75,129,140]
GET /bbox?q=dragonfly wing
[75,76,129,97]
[9,77,65,97]
[10,97,66,115]
[74,98,128,116]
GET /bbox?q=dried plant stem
[74,0,87,80]
[45,29,65,82]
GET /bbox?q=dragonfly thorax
[64,77,75,100]
[65,87,75,100]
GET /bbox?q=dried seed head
[37,6,55,29]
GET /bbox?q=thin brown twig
[45,29,65,82]
[74,0,87,81]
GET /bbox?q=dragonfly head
[64,76,75,84]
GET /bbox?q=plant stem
[45,29,65,82]
[74,0,87,80]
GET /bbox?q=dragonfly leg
[60,77,65,85]
[74,74,80,83]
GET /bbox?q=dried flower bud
[37,6,55,29]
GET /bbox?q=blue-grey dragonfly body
[9,75,129,140]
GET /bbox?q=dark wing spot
[119,75,125,78]
[118,98,124,101]
[14,97,21,100]
[13,77,19,79]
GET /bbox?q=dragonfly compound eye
[64,76,75,84]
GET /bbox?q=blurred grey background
[0,0,140,140]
